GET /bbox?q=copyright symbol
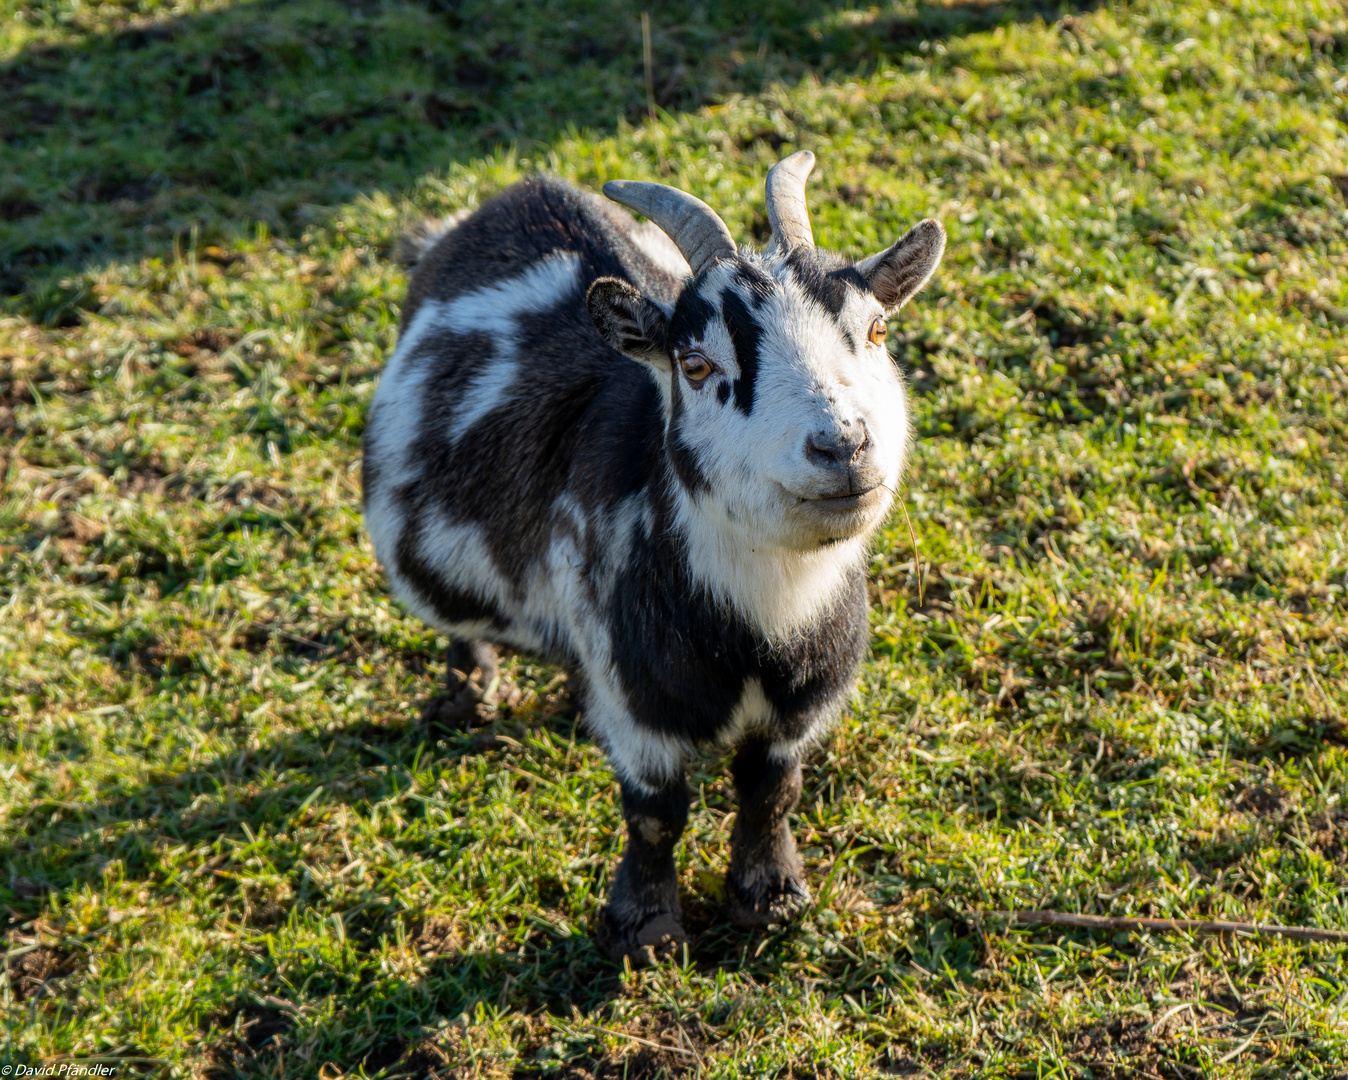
[3,1064,14,1075]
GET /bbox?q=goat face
[589,159,944,553]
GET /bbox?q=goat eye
[681,352,713,383]
[867,316,887,346]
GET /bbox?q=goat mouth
[792,486,884,513]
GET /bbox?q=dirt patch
[1058,1016,1161,1080]
[6,943,78,1001]
[360,1036,409,1075]
[210,476,291,510]
[1235,784,1287,817]
[77,175,159,205]
[0,193,42,221]
[1305,811,1348,862]
[414,914,463,957]
[836,183,869,205]
[875,1042,953,1076]
[117,460,172,497]
[423,91,479,129]
[169,327,236,357]
[243,899,287,928]
[397,1029,471,1078]
[10,874,50,898]
[129,630,214,678]
[1060,971,1273,1079]
[60,513,107,545]
[201,1002,293,1076]
[0,371,38,408]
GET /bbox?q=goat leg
[598,776,689,965]
[422,639,500,729]
[727,737,810,927]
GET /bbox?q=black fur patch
[362,326,497,519]
[403,177,683,325]
[667,283,719,348]
[732,260,775,308]
[831,265,869,294]
[785,247,865,318]
[722,289,762,416]
[371,177,681,672]
[667,377,710,495]
[603,497,869,763]
[603,773,690,946]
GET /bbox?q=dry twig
[998,909,1348,943]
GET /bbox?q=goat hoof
[727,874,811,929]
[445,640,500,697]
[423,641,513,731]
[420,690,486,730]
[596,909,687,966]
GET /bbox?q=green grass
[3,0,1348,1075]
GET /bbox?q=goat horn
[764,150,816,253]
[602,180,737,277]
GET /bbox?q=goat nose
[806,419,868,468]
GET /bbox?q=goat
[362,153,945,963]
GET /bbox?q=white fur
[416,515,513,601]
[389,514,515,643]
[424,489,679,792]
[593,493,643,584]
[679,514,869,643]
[665,258,910,639]
[591,684,690,792]
[363,302,442,500]
[444,251,582,337]
[447,359,520,443]
[363,318,436,589]
[719,676,775,746]
[767,689,848,764]
[543,494,691,791]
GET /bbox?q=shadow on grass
[3,0,1100,322]
[0,691,979,1075]
[0,704,617,1070]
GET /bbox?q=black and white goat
[363,153,944,963]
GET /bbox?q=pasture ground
[3,0,1348,1074]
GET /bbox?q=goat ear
[587,277,672,368]
[857,219,946,315]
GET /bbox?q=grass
[3,0,1348,1074]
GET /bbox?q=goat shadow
[2,0,1101,321]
